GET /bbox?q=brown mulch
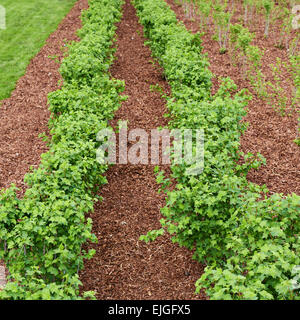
[79,0,206,300]
[165,0,300,196]
[0,0,88,290]
[0,0,89,197]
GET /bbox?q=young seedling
[229,23,243,64]
[284,54,300,111]
[246,45,268,98]
[183,0,196,20]
[262,0,274,37]
[243,0,255,24]
[48,55,59,64]
[289,34,300,57]
[196,0,212,32]
[275,7,292,50]
[229,24,254,77]
[267,57,291,116]
[212,0,233,53]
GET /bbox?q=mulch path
[0,0,89,197]
[165,0,300,196]
[79,0,206,300]
[0,0,88,290]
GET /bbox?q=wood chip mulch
[79,0,206,300]
[165,0,300,197]
[0,0,89,291]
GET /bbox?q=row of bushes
[0,0,124,299]
[134,0,300,300]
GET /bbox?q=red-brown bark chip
[79,0,206,300]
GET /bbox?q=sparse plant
[229,23,254,77]
[285,54,300,111]
[196,0,212,32]
[267,57,290,115]
[183,0,196,19]
[276,7,293,50]
[262,0,274,37]
[243,0,255,24]
[212,0,233,53]
[246,45,268,97]
[289,34,300,56]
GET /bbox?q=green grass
[0,0,77,100]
